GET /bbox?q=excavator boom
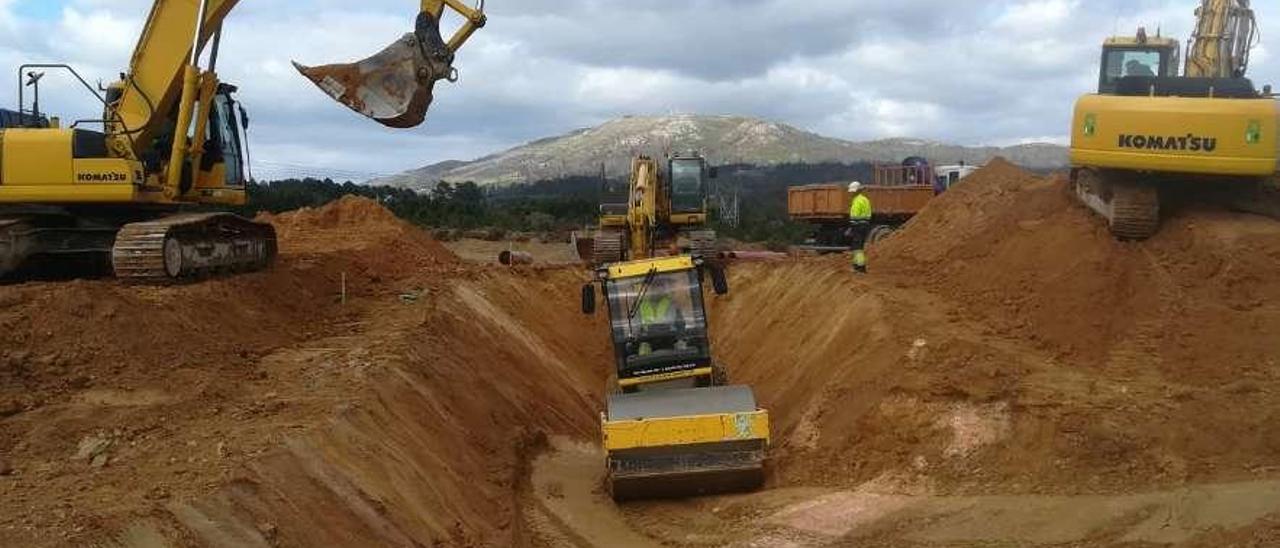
[1185,0,1257,78]
[116,0,484,154]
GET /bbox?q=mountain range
[372,115,1068,189]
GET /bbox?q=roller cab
[582,255,769,501]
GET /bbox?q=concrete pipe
[499,250,534,265]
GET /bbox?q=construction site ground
[2,161,1279,546]
[442,238,582,265]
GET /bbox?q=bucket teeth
[294,12,455,128]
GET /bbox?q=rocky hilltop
[374,115,1068,189]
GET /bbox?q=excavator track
[112,213,277,282]
[0,212,119,279]
[0,218,32,278]
[592,230,625,266]
[1073,169,1161,241]
[685,229,718,259]
[1109,182,1160,240]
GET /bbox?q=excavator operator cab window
[208,89,248,187]
[669,159,706,214]
[606,269,710,379]
[1099,47,1174,94]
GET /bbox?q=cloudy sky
[0,0,1275,180]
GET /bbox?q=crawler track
[112,213,277,281]
[1073,169,1161,240]
[592,230,625,266]
[685,229,718,259]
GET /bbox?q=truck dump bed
[787,185,850,221]
[788,184,935,220]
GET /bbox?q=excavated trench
[4,165,1280,547]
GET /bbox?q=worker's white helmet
[848,181,863,193]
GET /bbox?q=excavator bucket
[571,231,596,265]
[602,385,769,501]
[294,11,462,128]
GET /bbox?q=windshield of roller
[606,268,709,377]
[670,159,705,213]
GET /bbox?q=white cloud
[0,0,1278,179]
[994,0,1076,35]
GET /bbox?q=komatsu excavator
[582,255,769,500]
[1070,0,1277,240]
[0,0,485,280]
[587,153,719,266]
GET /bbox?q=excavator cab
[204,85,249,187]
[295,1,487,128]
[583,256,769,501]
[668,155,715,216]
[1097,32,1181,94]
[667,153,719,257]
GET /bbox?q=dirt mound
[264,194,402,230]
[265,195,459,287]
[0,198,481,545]
[262,195,458,262]
[875,158,1280,373]
[706,160,1280,498]
[1,198,458,412]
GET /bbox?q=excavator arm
[1185,0,1258,78]
[107,0,484,198]
[627,156,664,260]
[115,0,484,139]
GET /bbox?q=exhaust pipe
[294,2,486,128]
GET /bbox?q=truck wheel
[867,225,895,245]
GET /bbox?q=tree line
[241,162,879,243]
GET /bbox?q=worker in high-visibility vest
[637,276,679,355]
[848,181,872,273]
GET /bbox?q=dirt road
[528,436,1280,547]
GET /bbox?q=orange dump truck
[788,162,938,249]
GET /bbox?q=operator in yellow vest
[848,181,872,274]
[637,276,679,355]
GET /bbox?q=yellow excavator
[0,0,485,280]
[581,255,769,500]
[1070,0,1277,240]
[587,153,719,266]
